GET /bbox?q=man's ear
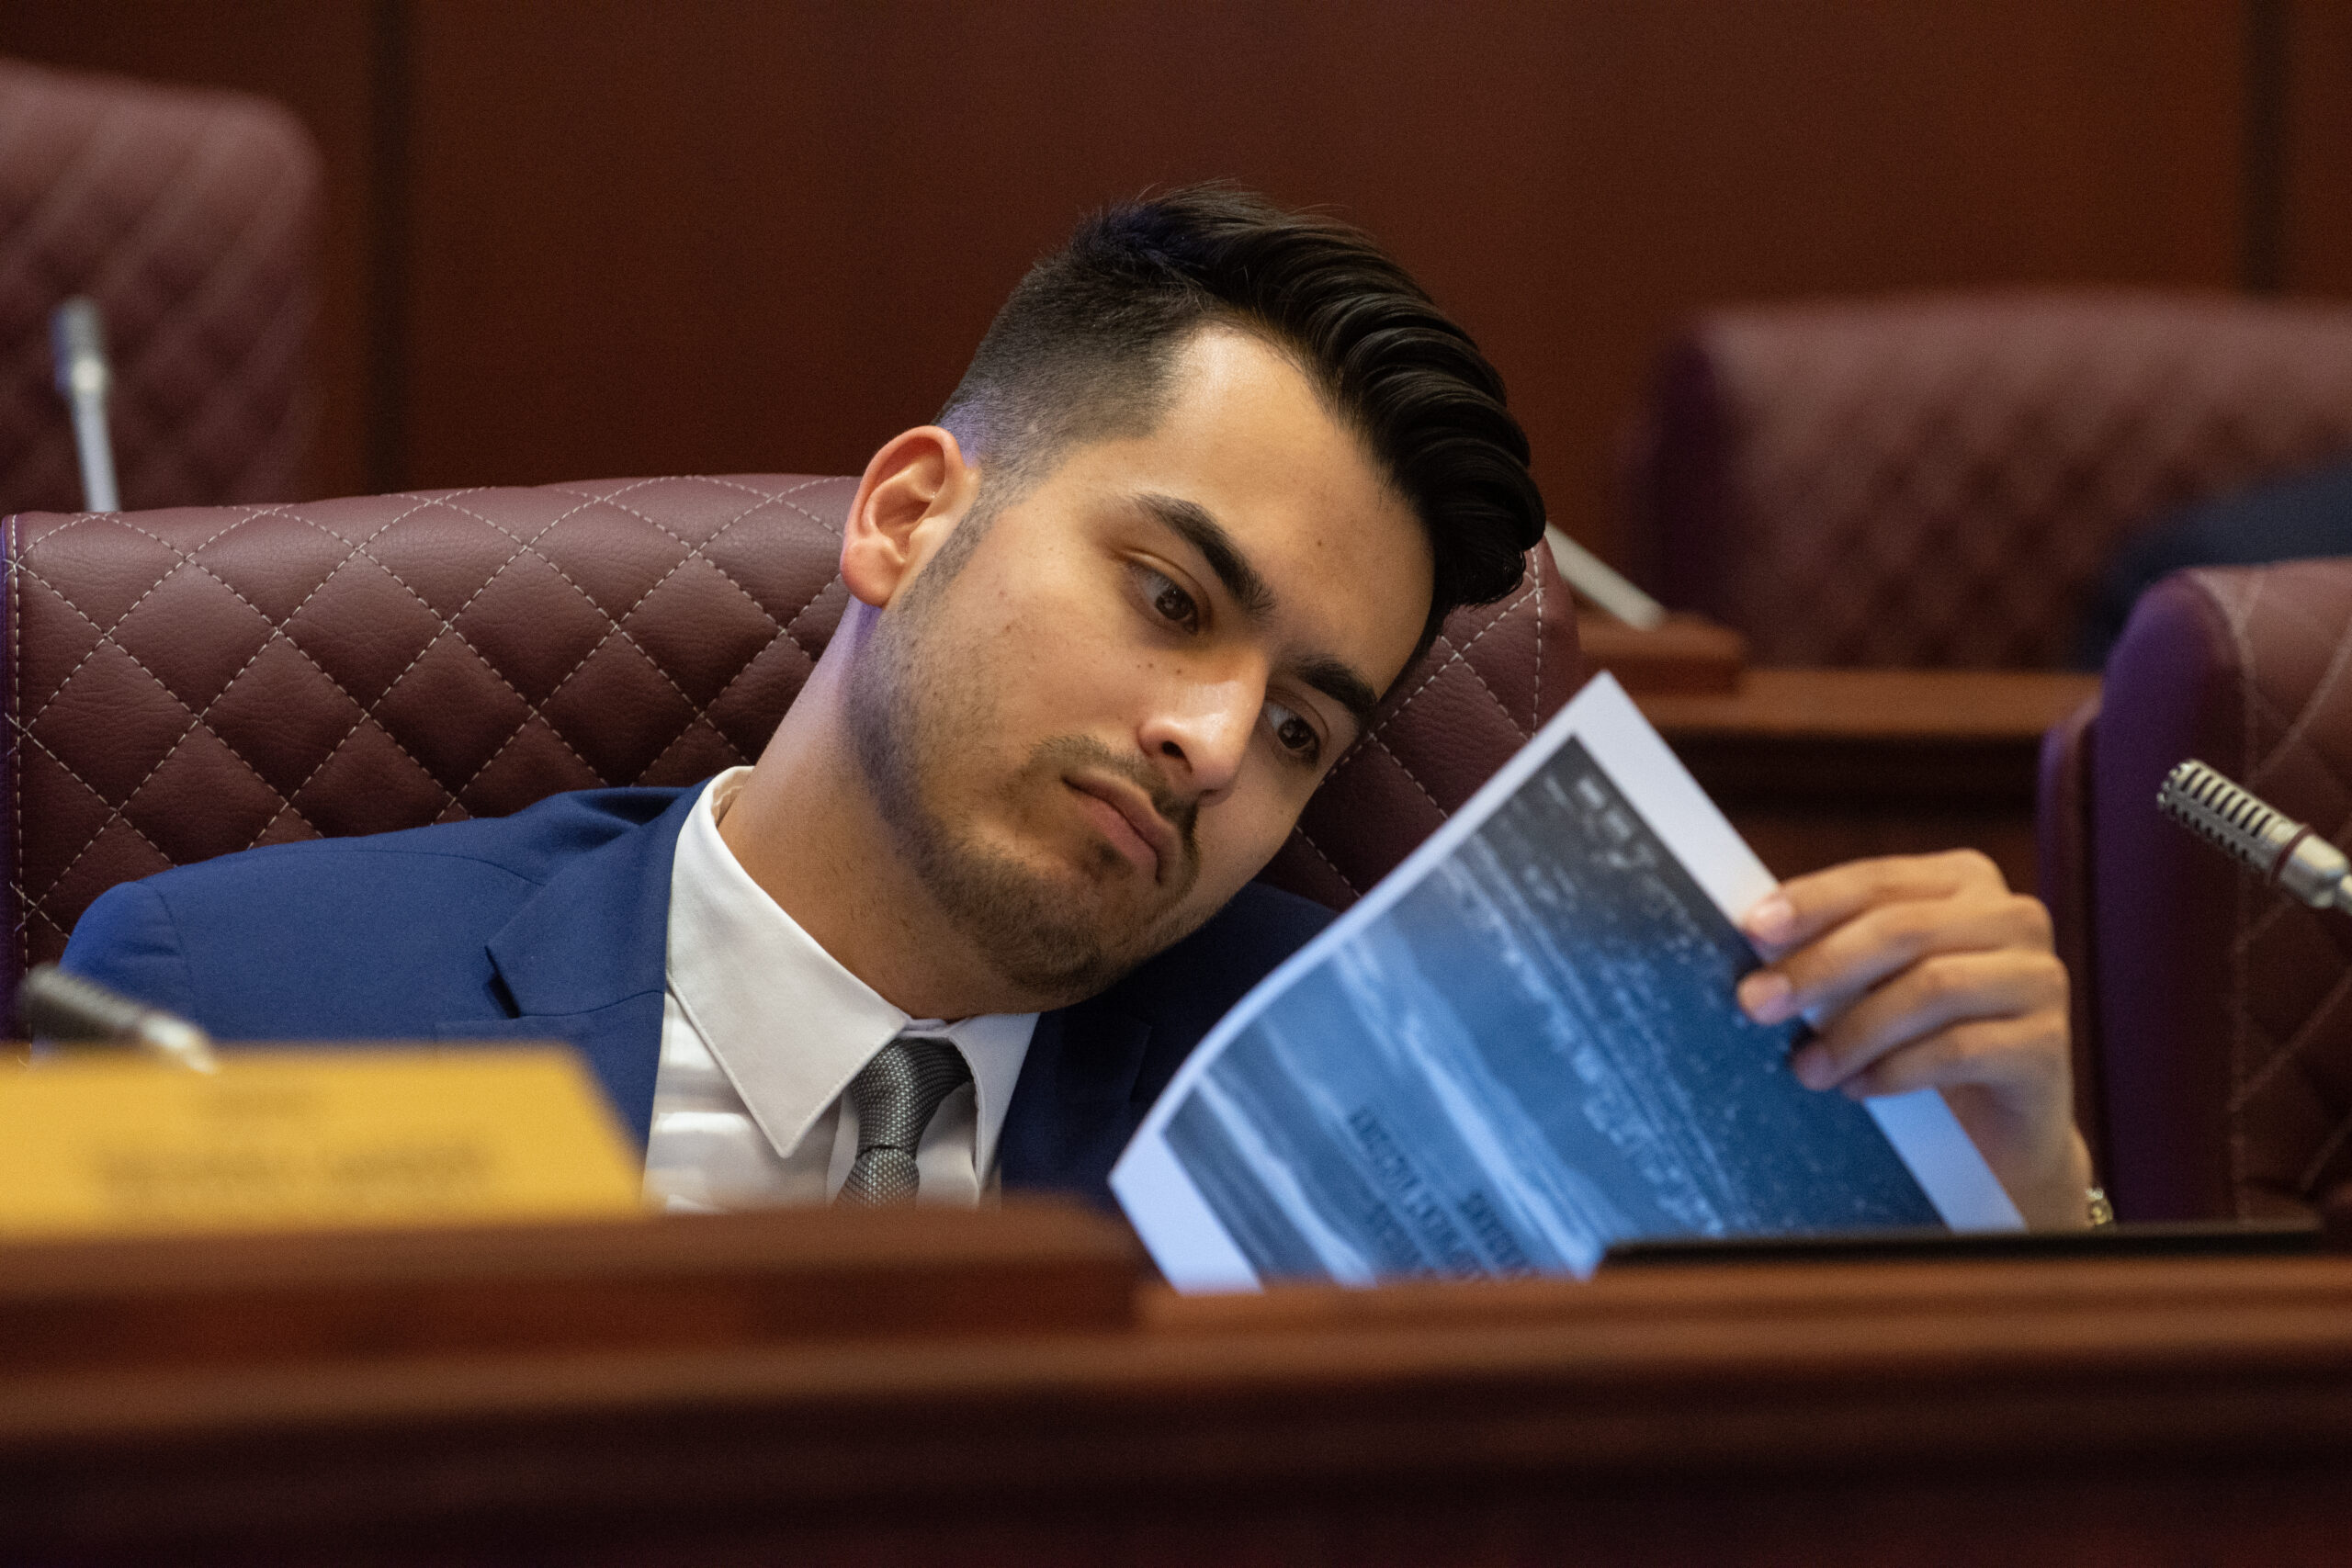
[840,426,978,609]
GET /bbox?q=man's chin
[911,864,1131,1004]
[967,923,1149,1010]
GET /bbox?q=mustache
[1032,735,1199,850]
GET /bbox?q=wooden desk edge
[1636,668,2101,741]
[7,1245,2352,1557]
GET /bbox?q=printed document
[1111,675,2023,1292]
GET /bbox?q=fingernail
[1791,1043,1834,1089]
[1738,971,1793,1023]
[1744,893,1796,945]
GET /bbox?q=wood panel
[398,0,2247,561]
[1638,669,2100,891]
[0,2,2272,547]
[0,0,379,502]
[2287,0,2352,293]
[6,1204,2352,1563]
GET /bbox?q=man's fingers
[1825,1013,2091,1231]
[1739,890,2052,1029]
[1740,849,2007,954]
[1787,949,2068,1089]
[1829,1012,2068,1102]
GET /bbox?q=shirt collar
[663,768,1035,1175]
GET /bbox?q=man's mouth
[1066,775,1182,882]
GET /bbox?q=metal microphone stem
[50,297,120,513]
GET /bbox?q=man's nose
[1136,673,1260,800]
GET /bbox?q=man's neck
[715,660,1048,1021]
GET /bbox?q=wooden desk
[5,1202,2349,1565]
[1636,668,2101,891]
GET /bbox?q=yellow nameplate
[0,1045,647,1239]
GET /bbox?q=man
[63,188,2093,1230]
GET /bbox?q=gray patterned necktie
[836,1035,970,1205]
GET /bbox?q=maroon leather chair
[0,57,320,513]
[2039,558,2352,1221]
[1625,293,2352,668]
[1,474,1579,997]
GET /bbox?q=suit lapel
[438,788,699,1145]
[999,996,1158,1201]
[997,882,1336,1209]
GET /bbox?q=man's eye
[1264,700,1322,763]
[1140,569,1200,633]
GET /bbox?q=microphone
[2157,760,2352,914]
[17,964,217,1073]
[49,297,120,513]
[1545,525,1667,630]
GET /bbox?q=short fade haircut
[936,185,1546,652]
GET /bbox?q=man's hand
[1735,850,2095,1230]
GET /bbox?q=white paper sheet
[1111,674,2023,1293]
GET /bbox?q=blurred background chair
[0,474,1579,998]
[0,56,318,514]
[1624,293,2352,668]
[2039,558,2352,1222]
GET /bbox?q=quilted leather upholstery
[0,57,318,514]
[2,474,1579,993]
[2039,559,2352,1220]
[1629,294,2352,668]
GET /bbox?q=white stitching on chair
[17,496,438,733]
[22,498,458,746]
[10,509,20,979]
[12,498,484,909]
[663,473,856,536]
[555,488,791,631]
[2206,568,2352,1207]
[15,728,187,923]
[6,480,854,963]
[1369,731,1449,818]
[1330,579,1538,798]
[1288,823,1361,897]
[1385,581,1534,721]
[1318,578,1536,790]
[1532,557,1544,731]
[430,483,772,686]
[21,479,850,909]
[10,509,256,725]
[416,481,841,778]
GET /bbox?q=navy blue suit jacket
[60,786,1332,1210]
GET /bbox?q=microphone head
[49,297,108,398]
[2159,759,2295,866]
[2158,759,2352,910]
[17,963,216,1072]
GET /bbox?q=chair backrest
[2,474,1580,995]
[0,57,319,513]
[1627,293,2352,668]
[2039,558,2352,1221]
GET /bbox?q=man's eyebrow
[1133,491,1381,731]
[1136,492,1274,619]
[1295,653,1380,732]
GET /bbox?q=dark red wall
[0,2,380,513]
[2288,0,2352,295]
[6,1,2346,561]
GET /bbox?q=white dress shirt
[641,767,1037,1212]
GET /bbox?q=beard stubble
[843,544,1206,1006]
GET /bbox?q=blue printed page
[1111,675,2022,1292]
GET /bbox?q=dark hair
[937,185,1545,651]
